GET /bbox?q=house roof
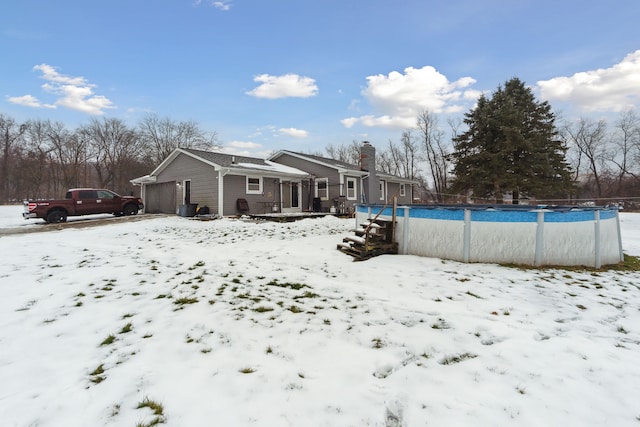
[269,150,417,184]
[147,148,310,179]
[269,150,364,173]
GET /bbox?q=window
[379,180,386,201]
[346,177,357,200]
[246,176,263,194]
[79,190,97,199]
[315,178,328,200]
[97,190,116,199]
[399,183,406,197]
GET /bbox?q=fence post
[594,210,601,269]
[463,209,471,263]
[402,206,410,255]
[534,210,545,266]
[615,209,624,262]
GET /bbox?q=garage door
[145,181,177,214]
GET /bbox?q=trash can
[312,197,322,212]
[179,203,198,217]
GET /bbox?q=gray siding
[155,153,218,214]
[223,175,282,215]
[386,182,413,205]
[272,153,342,211]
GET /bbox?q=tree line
[326,78,640,207]
[0,114,217,202]
[3,77,640,206]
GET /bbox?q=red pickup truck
[23,188,144,223]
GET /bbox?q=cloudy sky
[2,0,639,156]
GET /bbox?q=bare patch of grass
[253,306,274,313]
[136,397,166,426]
[173,297,198,305]
[100,334,116,346]
[267,279,309,290]
[439,352,478,365]
[465,290,483,299]
[89,363,106,384]
[431,318,451,329]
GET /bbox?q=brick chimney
[360,141,379,203]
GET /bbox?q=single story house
[131,142,416,216]
[268,142,415,213]
[131,148,310,216]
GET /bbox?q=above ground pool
[355,204,623,268]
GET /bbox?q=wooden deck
[248,212,348,222]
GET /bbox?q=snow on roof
[234,160,309,177]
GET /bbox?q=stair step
[361,222,382,229]
[343,235,366,244]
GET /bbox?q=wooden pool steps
[337,218,398,261]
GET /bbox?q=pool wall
[355,205,624,267]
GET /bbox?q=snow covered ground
[1,205,640,426]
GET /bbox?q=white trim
[218,169,225,216]
[379,179,386,201]
[315,178,329,201]
[346,177,357,200]
[246,176,263,194]
[399,183,406,197]
[282,180,302,213]
[182,179,191,204]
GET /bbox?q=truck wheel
[47,210,67,224]
[123,204,139,216]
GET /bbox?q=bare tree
[610,110,640,187]
[376,143,397,175]
[324,140,362,165]
[563,117,609,199]
[20,120,54,198]
[42,121,90,194]
[0,114,27,202]
[138,114,218,165]
[416,110,450,202]
[81,118,142,192]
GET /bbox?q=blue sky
[2,0,640,157]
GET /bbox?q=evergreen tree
[451,77,574,204]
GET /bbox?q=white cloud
[344,65,478,129]
[246,74,318,99]
[227,141,262,149]
[211,1,231,11]
[33,64,86,86]
[537,50,640,113]
[278,127,308,138]
[340,117,359,129]
[6,94,55,109]
[8,64,115,115]
[193,0,231,10]
[219,141,271,158]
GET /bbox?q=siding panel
[154,153,218,213]
[272,154,341,211]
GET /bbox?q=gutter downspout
[218,168,229,216]
[278,178,283,212]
